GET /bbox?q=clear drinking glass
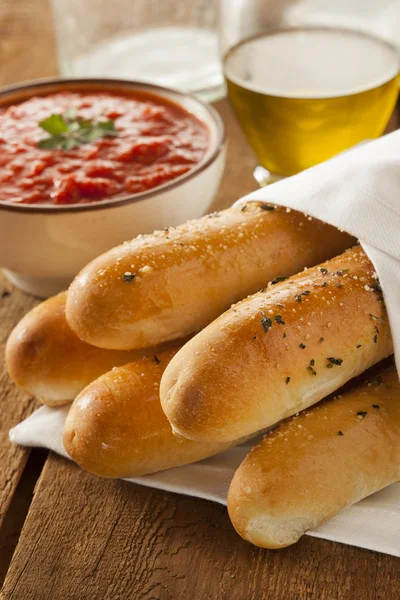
[220,0,400,184]
[52,0,224,102]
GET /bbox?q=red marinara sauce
[0,91,210,205]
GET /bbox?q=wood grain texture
[2,455,400,600]
[0,0,399,596]
[0,278,40,528]
[0,449,47,588]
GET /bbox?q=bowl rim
[0,77,226,215]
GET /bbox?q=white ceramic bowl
[0,78,226,297]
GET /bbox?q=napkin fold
[9,406,400,556]
[10,133,400,557]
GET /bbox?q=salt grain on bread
[160,246,393,442]
[66,202,354,350]
[228,362,400,549]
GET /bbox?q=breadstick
[66,202,353,350]
[228,362,400,549]
[160,246,393,442]
[5,292,167,406]
[63,348,237,478]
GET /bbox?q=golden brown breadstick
[228,362,400,549]
[66,202,353,350]
[63,348,237,478]
[160,246,393,442]
[5,292,168,406]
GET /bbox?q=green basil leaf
[38,114,69,135]
[98,120,118,132]
[38,134,80,150]
[37,135,65,149]
[37,111,119,150]
[61,136,80,150]
[77,119,95,129]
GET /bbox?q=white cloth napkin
[9,406,400,556]
[10,132,400,557]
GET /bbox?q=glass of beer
[221,10,400,182]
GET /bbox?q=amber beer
[224,27,399,176]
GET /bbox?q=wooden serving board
[0,1,399,597]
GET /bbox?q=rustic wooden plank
[2,455,399,600]
[0,449,47,588]
[0,279,40,528]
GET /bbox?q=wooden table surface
[0,1,399,598]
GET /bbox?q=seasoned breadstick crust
[66,202,353,350]
[63,348,237,478]
[160,246,393,442]
[228,363,400,549]
[5,292,161,406]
